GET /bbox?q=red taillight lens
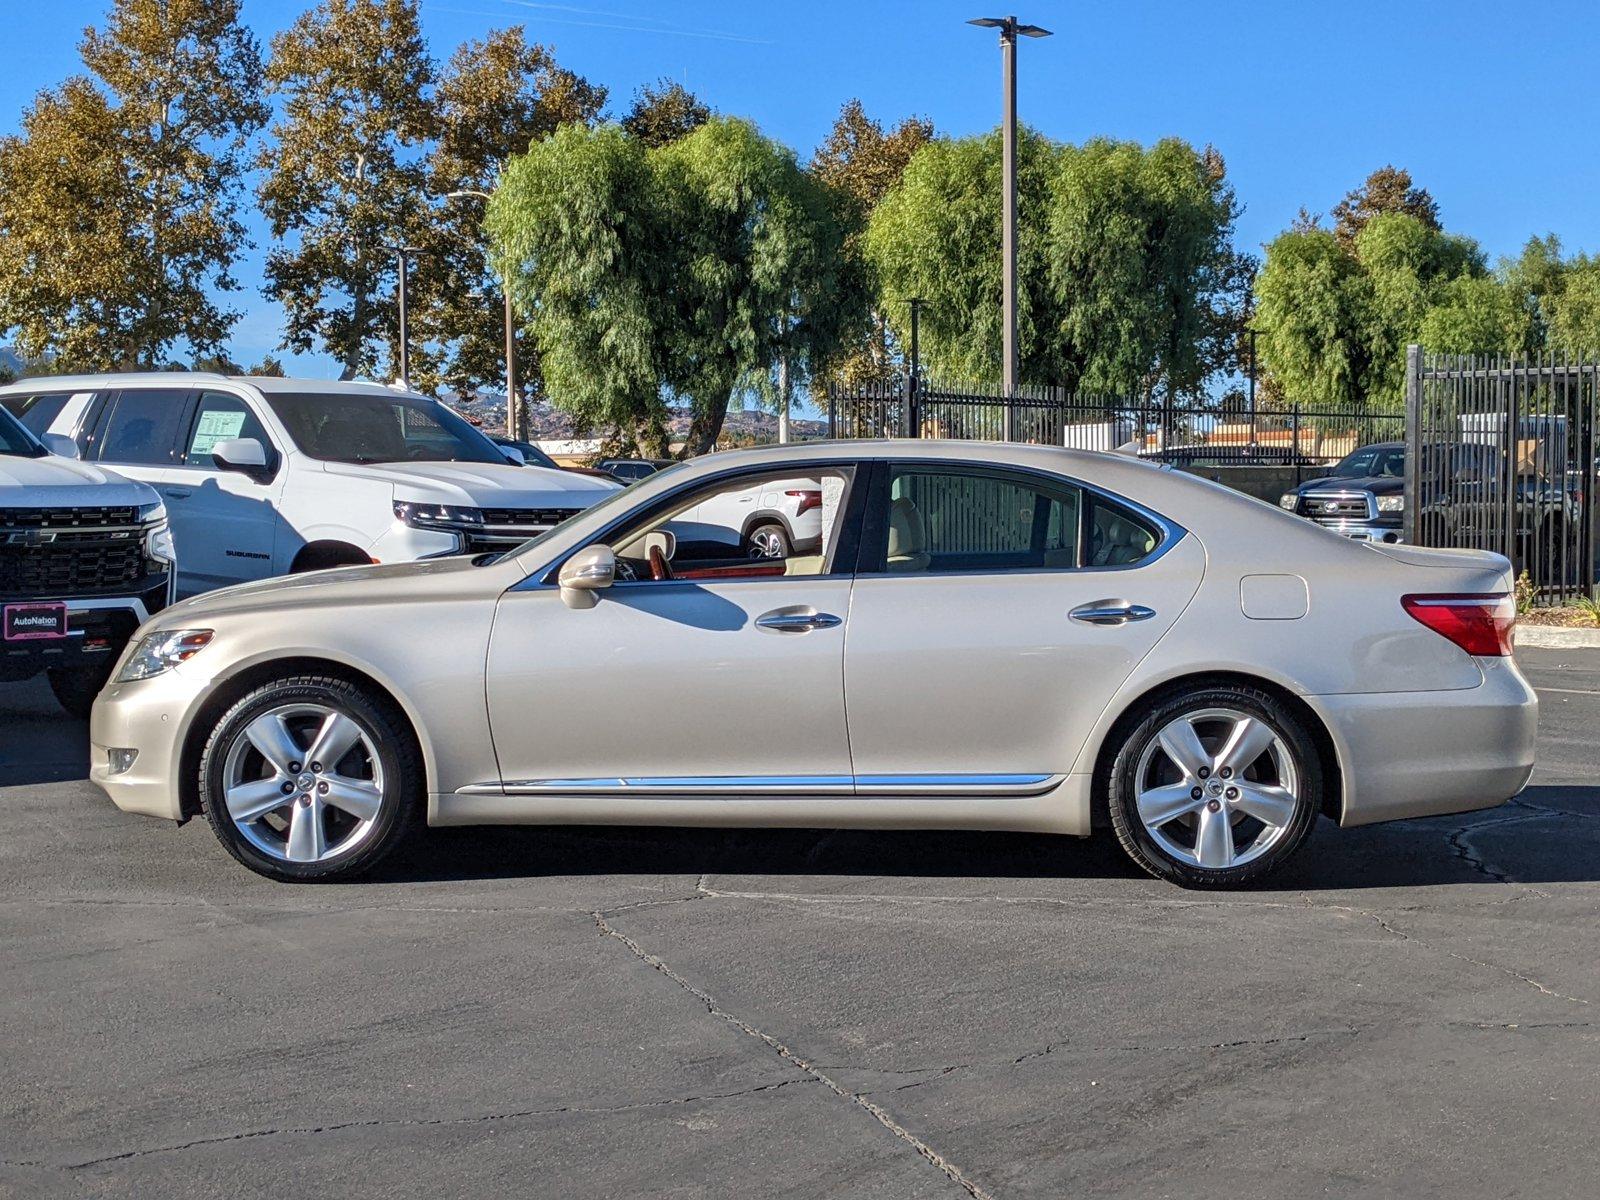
[786,489,822,515]
[1401,593,1515,657]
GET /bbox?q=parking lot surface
[3,647,1599,1199]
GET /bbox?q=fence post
[1403,344,1421,545]
[1291,404,1302,486]
[826,383,836,439]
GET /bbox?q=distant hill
[447,392,828,444]
[0,347,23,378]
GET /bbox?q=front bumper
[1311,518,1405,543]
[88,662,205,821]
[0,577,171,681]
[1311,655,1537,827]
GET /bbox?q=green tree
[810,99,934,383]
[0,0,265,369]
[488,117,863,456]
[1331,165,1441,248]
[1419,275,1527,356]
[258,0,435,380]
[621,78,709,148]
[1253,225,1372,407]
[423,27,605,403]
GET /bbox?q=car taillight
[786,489,822,515]
[1401,593,1515,657]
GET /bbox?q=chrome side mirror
[558,544,616,609]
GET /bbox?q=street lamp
[392,246,425,392]
[968,15,1051,440]
[444,188,520,441]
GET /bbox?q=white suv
[0,374,618,598]
[676,475,824,558]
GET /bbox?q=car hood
[1300,474,1403,494]
[158,554,499,624]
[322,459,620,506]
[0,453,157,506]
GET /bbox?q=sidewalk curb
[1518,625,1600,650]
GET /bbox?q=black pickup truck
[1279,440,1581,561]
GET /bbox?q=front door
[484,463,861,790]
[842,461,1206,787]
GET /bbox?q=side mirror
[212,437,271,480]
[501,446,526,466]
[41,433,79,460]
[558,544,616,609]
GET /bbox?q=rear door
[841,461,1206,789]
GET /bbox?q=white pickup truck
[0,374,618,599]
[0,404,174,716]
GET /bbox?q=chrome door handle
[1069,601,1156,626]
[755,609,843,633]
[163,488,192,500]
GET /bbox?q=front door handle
[163,488,192,500]
[1069,601,1156,626]
[755,608,843,633]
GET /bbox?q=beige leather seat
[887,496,932,572]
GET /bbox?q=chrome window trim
[459,773,1059,798]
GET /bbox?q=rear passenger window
[0,393,70,436]
[96,389,190,465]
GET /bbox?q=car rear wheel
[199,674,421,882]
[746,522,790,559]
[1107,685,1322,888]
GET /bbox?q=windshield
[0,404,46,458]
[1331,446,1405,478]
[265,392,507,465]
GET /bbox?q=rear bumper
[1311,656,1537,826]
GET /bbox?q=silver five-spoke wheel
[222,703,385,865]
[747,526,787,558]
[1133,706,1301,870]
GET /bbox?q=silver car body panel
[88,440,1536,836]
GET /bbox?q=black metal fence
[1406,346,1597,605]
[826,378,1404,476]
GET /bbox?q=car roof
[0,371,431,402]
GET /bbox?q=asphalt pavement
[3,647,1599,1199]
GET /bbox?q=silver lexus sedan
[88,441,1537,887]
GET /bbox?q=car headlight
[1278,493,1299,510]
[116,629,214,682]
[1376,495,1405,513]
[393,500,483,530]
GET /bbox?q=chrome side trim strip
[459,773,1059,798]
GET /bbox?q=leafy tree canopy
[621,78,710,149]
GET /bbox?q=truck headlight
[116,629,214,682]
[137,501,174,564]
[1376,495,1405,513]
[393,501,483,531]
[1278,493,1299,510]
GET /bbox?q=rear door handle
[755,609,843,633]
[1069,601,1156,626]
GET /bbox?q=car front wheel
[746,522,790,559]
[199,674,421,882]
[1107,685,1322,888]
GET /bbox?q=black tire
[745,522,790,559]
[47,661,114,720]
[1107,684,1323,889]
[199,674,422,882]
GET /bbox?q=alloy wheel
[1133,707,1301,870]
[220,703,385,865]
[748,528,786,558]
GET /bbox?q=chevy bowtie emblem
[5,530,57,546]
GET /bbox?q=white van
[0,374,619,599]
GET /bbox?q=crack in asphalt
[1312,899,1593,1007]
[593,908,997,1200]
[1445,807,1555,887]
[7,1078,819,1172]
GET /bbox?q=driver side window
[604,467,855,583]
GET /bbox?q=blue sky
[6,0,1600,384]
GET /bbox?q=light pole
[445,188,519,441]
[968,14,1051,440]
[392,246,424,391]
